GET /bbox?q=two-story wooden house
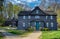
[18,6,57,30]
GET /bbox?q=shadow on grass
[51,38,60,39]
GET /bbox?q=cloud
[26,0,37,2]
[19,0,38,2]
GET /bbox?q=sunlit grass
[41,30,60,39]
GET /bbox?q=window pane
[23,23,25,27]
[23,16,25,19]
[28,16,31,19]
[36,10,39,14]
[35,16,40,19]
[46,16,48,19]
[51,22,53,27]
[28,22,30,26]
[51,16,53,19]
[46,22,48,27]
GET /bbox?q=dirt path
[4,31,42,39]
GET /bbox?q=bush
[25,26,34,32]
[41,28,49,31]
[0,32,4,39]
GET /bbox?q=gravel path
[4,31,42,39]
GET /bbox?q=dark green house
[18,6,57,30]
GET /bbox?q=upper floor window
[28,16,31,19]
[23,16,25,19]
[46,22,49,27]
[35,16,40,19]
[51,22,53,27]
[36,10,39,14]
[51,16,53,19]
[46,16,48,19]
[23,23,25,27]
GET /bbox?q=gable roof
[18,6,57,16]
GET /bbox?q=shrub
[25,26,34,32]
[0,32,4,39]
[41,28,49,31]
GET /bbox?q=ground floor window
[23,23,25,27]
[46,22,48,27]
[51,22,53,27]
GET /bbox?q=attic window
[36,10,39,14]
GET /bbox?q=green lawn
[7,29,33,37]
[42,31,60,39]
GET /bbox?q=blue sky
[7,0,41,8]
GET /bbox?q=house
[18,6,57,30]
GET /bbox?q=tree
[13,5,24,19]
[7,2,13,19]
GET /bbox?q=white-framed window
[51,22,53,27]
[46,22,48,27]
[23,23,25,27]
[36,10,39,14]
[23,16,25,19]
[28,16,31,19]
[46,16,48,19]
[39,22,41,24]
[28,22,30,26]
[51,16,53,19]
[35,16,40,19]
[35,22,36,25]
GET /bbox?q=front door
[36,22,40,30]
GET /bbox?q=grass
[7,29,33,37]
[41,30,60,39]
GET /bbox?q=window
[36,10,39,14]
[51,16,53,19]
[51,22,53,27]
[35,16,40,19]
[23,23,25,27]
[28,23,30,26]
[46,22,48,27]
[46,16,48,19]
[23,16,25,19]
[28,16,31,19]
[35,22,36,25]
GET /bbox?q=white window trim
[51,16,53,19]
[23,23,25,27]
[51,22,53,27]
[46,22,48,27]
[23,16,25,19]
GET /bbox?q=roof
[18,6,57,16]
[44,11,57,15]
